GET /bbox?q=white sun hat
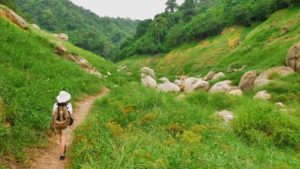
[56,91,71,103]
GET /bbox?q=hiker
[52,91,74,160]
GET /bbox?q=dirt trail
[29,87,110,169]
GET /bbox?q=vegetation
[0,12,122,166]
[15,0,138,60]
[70,83,300,168]
[117,0,299,60]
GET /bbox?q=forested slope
[16,0,138,60]
[118,0,299,60]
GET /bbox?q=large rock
[157,82,181,92]
[0,8,28,29]
[211,72,226,80]
[286,42,300,71]
[216,110,234,123]
[228,88,243,96]
[159,77,170,83]
[58,33,69,41]
[253,90,271,100]
[31,24,40,30]
[141,74,157,89]
[254,66,294,87]
[209,80,233,93]
[239,70,257,91]
[204,71,216,81]
[183,77,209,93]
[141,67,156,79]
[55,45,67,56]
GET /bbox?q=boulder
[58,33,69,41]
[89,68,102,78]
[204,71,216,81]
[254,66,294,87]
[78,58,91,69]
[275,102,285,107]
[174,79,184,90]
[228,88,243,96]
[286,42,300,71]
[253,90,271,100]
[55,45,67,56]
[31,24,40,29]
[183,77,209,93]
[239,70,257,91]
[216,110,234,123]
[141,74,157,89]
[209,80,232,93]
[141,67,156,79]
[159,77,170,83]
[211,72,226,80]
[157,82,181,92]
[0,8,28,29]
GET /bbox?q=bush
[233,101,300,148]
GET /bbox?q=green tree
[165,0,178,13]
[180,0,196,22]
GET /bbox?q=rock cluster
[0,7,28,29]
[54,44,102,77]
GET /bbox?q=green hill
[1,1,300,169]
[15,0,138,60]
[0,5,125,167]
[117,0,298,60]
[68,6,300,169]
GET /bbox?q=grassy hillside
[15,0,138,59]
[0,7,123,166]
[120,6,300,78]
[69,7,300,169]
[70,83,300,168]
[120,6,300,105]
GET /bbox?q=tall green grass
[70,83,300,168]
[0,17,117,165]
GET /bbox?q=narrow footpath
[30,87,110,169]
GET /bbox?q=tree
[135,19,152,38]
[180,0,196,22]
[165,0,178,13]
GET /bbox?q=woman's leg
[60,131,66,156]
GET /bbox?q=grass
[68,6,300,169]
[0,14,121,166]
[70,83,300,169]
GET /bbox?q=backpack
[52,103,70,130]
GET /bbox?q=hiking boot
[59,155,65,161]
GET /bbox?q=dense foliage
[15,0,138,60]
[117,0,298,60]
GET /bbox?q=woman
[52,91,73,160]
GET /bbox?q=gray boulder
[286,42,300,71]
[239,70,257,91]
[254,66,294,87]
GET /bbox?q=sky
[70,0,185,20]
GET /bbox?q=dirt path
[29,87,110,169]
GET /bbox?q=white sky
[70,0,185,20]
